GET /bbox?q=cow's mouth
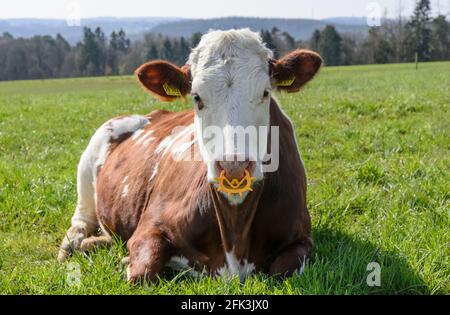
[215,170,256,197]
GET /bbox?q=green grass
[0,62,449,294]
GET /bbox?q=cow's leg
[58,115,149,262]
[80,234,112,252]
[58,150,100,262]
[126,226,172,283]
[269,240,312,278]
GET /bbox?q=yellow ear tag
[275,76,296,87]
[163,81,182,97]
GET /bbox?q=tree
[119,42,143,75]
[161,37,173,61]
[382,2,407,63]
[178,36,190,64]
[107,29,130,75]
[190,32,203,48]
[79,27,107,76]
[282,32,296,50]
[269,28,295,56]
[261,30,277,57]
[259,28,299,58]
[404,0,432,61]
[146,43,159,61]
[340,34,358,65]
[4,42,28,80]
[107,31,119,74]
[318,25,342,66]
[430,15,450,61]
[55,34,71,77]
[1,32,14,40]
[367,27,394,64]
[60,50,79,77]
[116,29,131,53]
[310,30,321,52]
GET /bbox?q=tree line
[0,27,201,81]
[308,0,449,66]
[0,0,448,81]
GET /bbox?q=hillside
[150,17,368,40]
[0,17,183,44]
[0,16,368,43]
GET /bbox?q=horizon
[0,15,379,21]
[1,0,448,20]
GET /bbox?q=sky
[0,0,448,20]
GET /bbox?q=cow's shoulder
[146,108,194,122]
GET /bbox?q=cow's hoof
[125,262,153,284]
[57,249,69,263]
[57,225,88,262]
[119,256,130,276]
[125,264,135,283]
[121,256,130,267]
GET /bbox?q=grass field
[0,62,448,294]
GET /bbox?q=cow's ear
[135,61,191,101]
[271,50,322,93]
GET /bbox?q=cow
[57,28,322,283]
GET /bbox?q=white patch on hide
[149,162,159,182]
[155,124,194,157]
[71,115,148,227]
[121,184,129,198]
[217,249,255,282]
[135,130,154,147]
[171,139,196,160]
[165,256,201,278]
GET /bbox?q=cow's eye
[263,90,270,98]
[192,93,204,110]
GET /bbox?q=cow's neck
[210,183,264,258]
[207,98,285,259]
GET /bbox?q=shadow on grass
[290,227,430,294]
[160,227,429,294]
[81,226,429,294]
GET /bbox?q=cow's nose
[215,155,255,180]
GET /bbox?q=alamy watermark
[66,262,81,287]
[367,2,382,27]
[168,122,280,173]
[66,1,81,27]
[366,262,381,287]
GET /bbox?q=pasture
[0,61,448,294]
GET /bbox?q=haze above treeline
[0,16,370,44]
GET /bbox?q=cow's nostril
[216,158,254,180]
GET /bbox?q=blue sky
[1,0,448,19]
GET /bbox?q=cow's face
[187,30,273,187]
[136,29,322,203]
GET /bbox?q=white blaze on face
[188,29,273,183]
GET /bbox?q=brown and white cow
[58,29,322,282]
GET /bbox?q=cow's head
[136,29,322,204]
